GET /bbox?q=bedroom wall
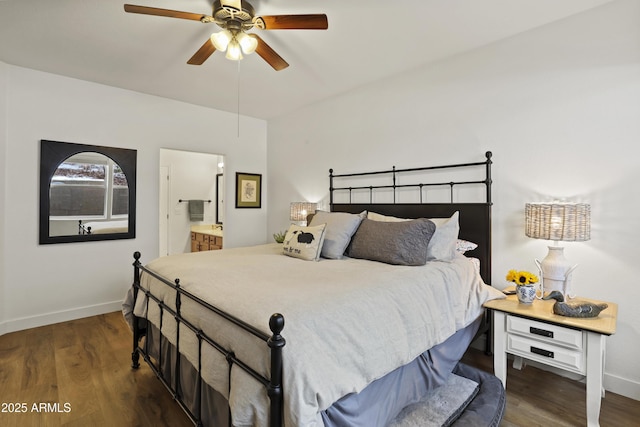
[0,61,7,328]
[0,64,267,334]
[266,0,640,400]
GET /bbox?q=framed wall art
[235,172,262,208]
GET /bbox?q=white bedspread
[133,243,504,427]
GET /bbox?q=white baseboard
[604,371,640,401]
[0,300,123,336]
[513,358,640,401]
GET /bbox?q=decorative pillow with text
[282,223,327,261]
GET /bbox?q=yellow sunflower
[506,270,538,285]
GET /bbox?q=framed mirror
[39,140,137,244]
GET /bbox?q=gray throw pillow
[347,218,436,266]
[309,210,365,259]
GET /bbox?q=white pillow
[282,223,326,261]
[367,211,410,222]
[427,212,459,261]
[309,211,365,259]
[456,239,478,254]
[367,211,460,261]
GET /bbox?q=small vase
[516,284,536,304]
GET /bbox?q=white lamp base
[536,246,578,298]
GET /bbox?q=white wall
[160,149,223,255]
[0,65,267,334]
[0,61,7,328]
[267,0,640,399]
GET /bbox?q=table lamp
[290,202,317,226]
[525,202,591,298]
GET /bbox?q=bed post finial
[329,169,335,208]
[132,251,142,287]
[484,152,493,205]
[269,313,285,336]
[131,251,142,369]
[268,313,285,427]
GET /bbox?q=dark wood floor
[0,311,638,426]
[461,348,640,427]
[0,311,191,427]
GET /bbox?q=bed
[123,151,504,427]
[78,219,128,234]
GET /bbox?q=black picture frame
[235,172,262,208]
[39,139,137,244]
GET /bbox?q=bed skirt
[138,316,487,427]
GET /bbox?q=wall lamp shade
[525,202,591,297]
[290,202,317,224]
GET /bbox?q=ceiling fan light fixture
[210,30,232,51]
[225,39,243,60]
[124,2,328,70]
[236,32,258,55]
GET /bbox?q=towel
[188,200,204,221]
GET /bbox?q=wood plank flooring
[461,348,640,427]
[1,311,638,426]
[0,312,191,427]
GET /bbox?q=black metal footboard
[130,251,285,427]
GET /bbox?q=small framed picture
[235,172,262,208]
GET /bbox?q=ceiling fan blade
[253,35,289,71]
[124,4,210,22]
[255,14,328,30]
[187,39,217,65]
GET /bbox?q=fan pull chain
[237,60,241,137]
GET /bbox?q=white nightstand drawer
[507,315,584,350]
[507,334,585,374]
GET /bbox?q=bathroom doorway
[159,149,224,256]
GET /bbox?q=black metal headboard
[329,151,493,285]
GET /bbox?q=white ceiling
[0,0,613,120]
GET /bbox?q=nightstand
[484,294,617,427]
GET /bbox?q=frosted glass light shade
[237,32,258,54]
[211,30,232,51]
[225,39,243,60]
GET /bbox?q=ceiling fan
[124,1,328,71]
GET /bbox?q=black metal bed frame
[330,153,492,206]
[330,151,493,285]
[130,252,285,427]
[78,220,92,235]
[129,151,493,427]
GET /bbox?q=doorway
[159,149,224,256]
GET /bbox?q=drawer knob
[530,326,554,338]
